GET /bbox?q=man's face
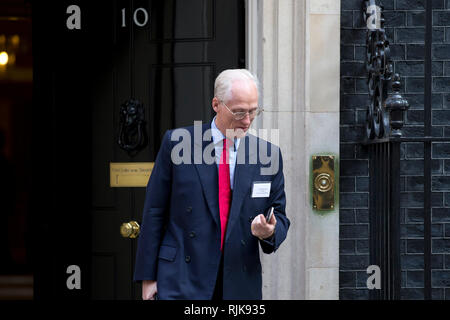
[212,79,259,139]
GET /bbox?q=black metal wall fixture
[362,0,407,299]
[362,0,450,300]
[363,0,392,141]
[117,99,148,156]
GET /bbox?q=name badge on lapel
[251,182,271,198]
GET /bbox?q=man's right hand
[142,280,158,300]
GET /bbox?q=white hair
[214,69,259,103]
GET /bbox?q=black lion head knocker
[117,99,148,156]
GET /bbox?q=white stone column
[304,0,340,300]
[247,0,340,300]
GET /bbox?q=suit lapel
[193,126,260,238]
[225,134,259,242]
[193,123,220,229]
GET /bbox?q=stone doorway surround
[246,0,340,300]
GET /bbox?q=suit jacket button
[185,256,191,263]
[189,231,196,238]
[186,206,192,212]
[241,240,246,246]
[243,265,247,272]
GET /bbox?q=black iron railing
[362,0,450,300]
[362,0,407,300]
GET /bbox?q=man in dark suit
[134,69,290,300]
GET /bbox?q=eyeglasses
[220,100,264,121]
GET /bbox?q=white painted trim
[244,0,340,300]
[245,0,259,74]
[245,0,263,130]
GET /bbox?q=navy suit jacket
[134,123,290,299]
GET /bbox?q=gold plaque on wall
[110,162,154,187]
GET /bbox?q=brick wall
[340,0,450,300]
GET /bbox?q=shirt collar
[211,116,240,151]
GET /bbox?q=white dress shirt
[211,117,241,190]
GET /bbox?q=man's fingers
[260,213,269,225]
[269,212,277,225]
[144,291,156,300]
[251,213,277,240]
[251,214,263,226]
[253,213,274,227]
[261,213,276,226]
[142,280,158,300]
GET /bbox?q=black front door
[32,0,244,299]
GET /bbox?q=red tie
[218,138,231,251]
